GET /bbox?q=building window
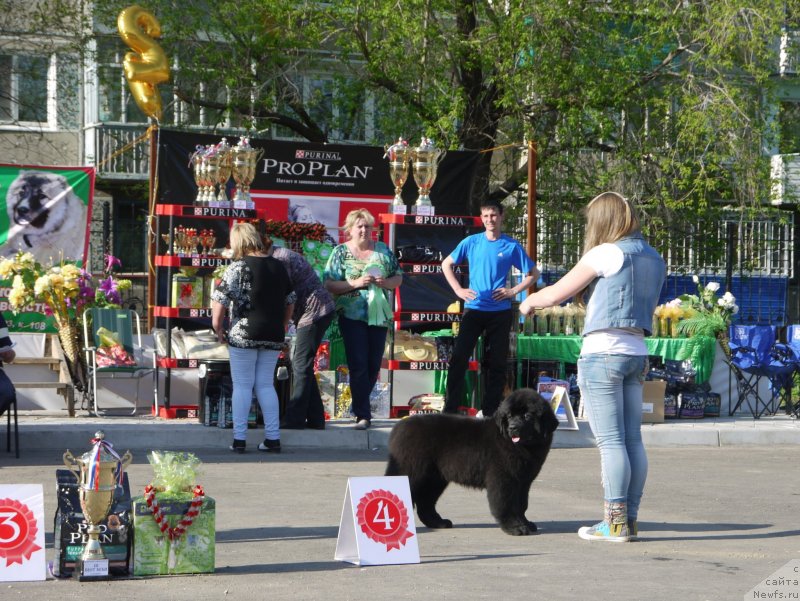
[779,101,800,155]
[0,54,50,124]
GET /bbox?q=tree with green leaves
[15,0,800,226]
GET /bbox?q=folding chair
[785,325,800,417]
[83,308,154,415]
[727,325,794,418]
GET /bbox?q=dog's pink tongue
[512,436,520,443]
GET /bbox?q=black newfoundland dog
[385,388,559,536]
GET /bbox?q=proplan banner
[0,164,94,333]
[155,130,479,322]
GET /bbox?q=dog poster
[0,165,93,265]
[0,165,93,333]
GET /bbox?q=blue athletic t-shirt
[448,233,536,311]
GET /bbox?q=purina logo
[295,149,342,161]
[408,312,461,323]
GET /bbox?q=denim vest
[582,233,666,336]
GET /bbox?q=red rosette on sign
[0,498,42,566]
[356,489,414,551]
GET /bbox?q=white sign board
[335,476,419,566]
[537,381,579,430]
[0,484,46,581]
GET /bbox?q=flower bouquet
[675,275,739,355]
[0,252,132,394]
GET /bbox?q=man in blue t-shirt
[441,202,538,416]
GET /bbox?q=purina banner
[157,129,478,238]
[154,129,479,325]
[0,165,94,333]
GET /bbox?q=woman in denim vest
[520,192,666,542]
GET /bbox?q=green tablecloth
[516,335,717,384]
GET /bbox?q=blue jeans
[228,346,280,442]
[338,316,387,421]
[577,354,648,519]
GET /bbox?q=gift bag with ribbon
[132,451,215,575]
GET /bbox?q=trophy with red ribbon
[63,431,132,580]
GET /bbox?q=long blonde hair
[582,192,640,253]
[575,192,641,306]
[229,222,265,259]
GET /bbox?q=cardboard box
[52,469,132,578]
[642,380,666,423]
[132,494,215,576]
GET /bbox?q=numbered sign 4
[0,485,45,581]
[335,476,419,566]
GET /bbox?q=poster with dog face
[0,165,92,265]
[0,165,93,333]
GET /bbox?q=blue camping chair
[83,308,154,415]
[785,325,800,417]
[727,325,794,418]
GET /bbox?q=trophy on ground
[410,137,443,215]
[384,137,411,214]
[231,137,264,210]
[63,431,133,580]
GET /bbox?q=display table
[517,335,717,384]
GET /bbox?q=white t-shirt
[579,244,648,356]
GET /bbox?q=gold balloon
[117,5,170,120]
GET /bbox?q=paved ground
[1,439,798,601]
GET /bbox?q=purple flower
[105,255,122,273]
[98,276,121,305]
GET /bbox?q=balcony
[771,153,800,205]
[87,123,150,180]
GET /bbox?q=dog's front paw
[423,518,453,529]
[501,521,537,536]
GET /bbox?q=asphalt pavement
[0,418,798,601]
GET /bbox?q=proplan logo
[746,559,800,600]
[295,149,342,161]
[264,150,373,179]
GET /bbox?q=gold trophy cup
[410,137,443,215]
[215,138,232,206]
[63,431,132,580]
[190,147,207,205]
[231,137,264,209]
[384,137,411,214]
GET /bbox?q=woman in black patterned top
[212,223,296,454]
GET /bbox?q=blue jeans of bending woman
[338,316,387,421]
[228,346,280,442]
[577,353,648,519]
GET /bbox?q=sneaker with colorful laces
[578,520,630,542]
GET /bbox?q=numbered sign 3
[117,5,171,120]
[0,485,45,581]
[335,476,419,566]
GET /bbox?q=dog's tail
[385,454,401,476]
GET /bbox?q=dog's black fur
[385,388,559,535]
